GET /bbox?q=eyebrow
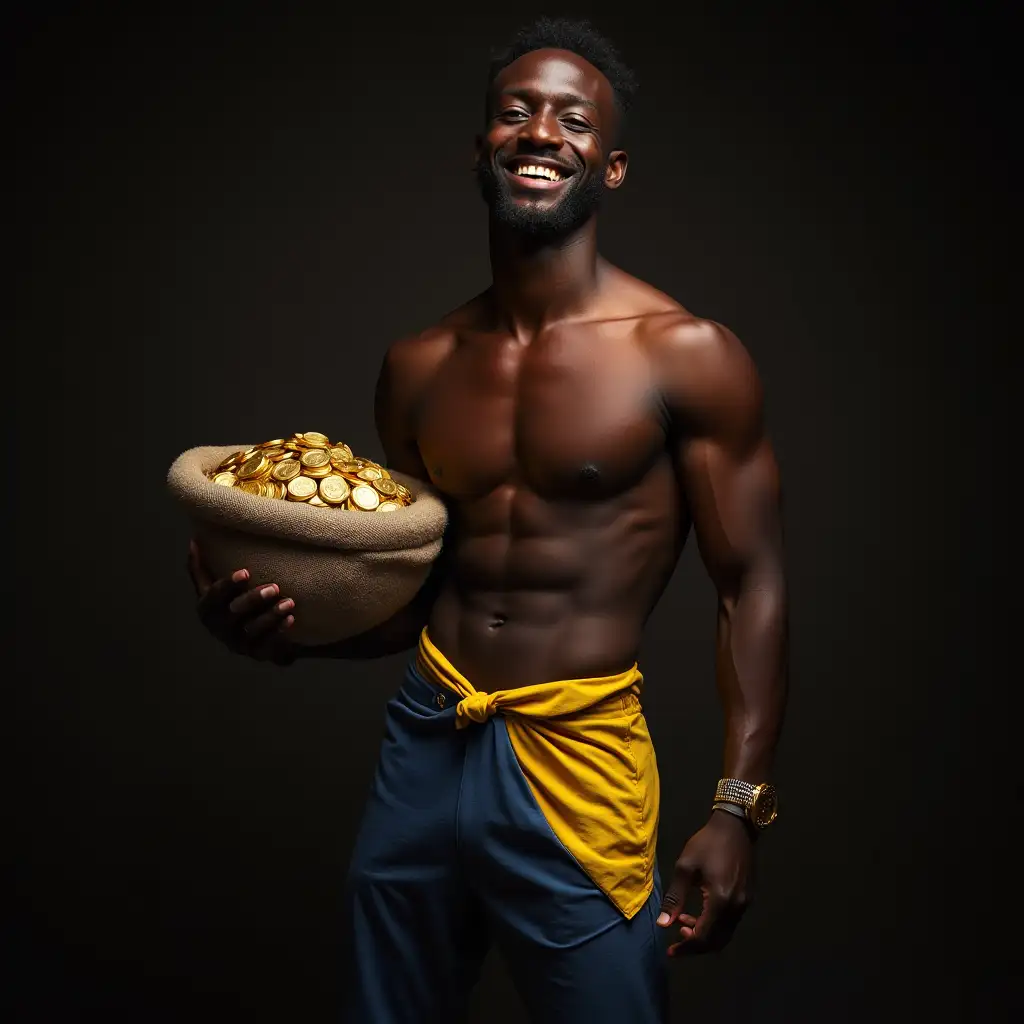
[499,88,599,112]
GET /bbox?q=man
[188,17,788,1023]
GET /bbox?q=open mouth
[504,158,574,188]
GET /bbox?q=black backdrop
[13,4,1015,1022]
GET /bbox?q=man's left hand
[656,810,755,956]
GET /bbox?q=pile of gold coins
[205,432,413,512]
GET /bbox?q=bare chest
[415,328,666,501]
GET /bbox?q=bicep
[660,320,783,599]
[373,344,431,481]
[677,433,782,601]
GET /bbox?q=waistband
[415,628,643,730]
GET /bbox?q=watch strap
[712,800,748,821]
[715,777,756,809]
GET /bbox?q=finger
[196,569,251,618]
[657,865,695,927]
[242,598,295,643]
[670,891,736,957]
[248,612,296,662]
[227,583,282,620]
[269,617,299,665]
[663,913,698,954]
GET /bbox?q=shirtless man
[188,18,788,1023]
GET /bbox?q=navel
[579,462,600,482]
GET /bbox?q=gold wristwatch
[713,778,779,829]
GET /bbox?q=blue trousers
[340,659,669,1023]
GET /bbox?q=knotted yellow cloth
[416,629,661,919]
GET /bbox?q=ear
[604,150,628,190]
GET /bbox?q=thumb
[657,866,693,927]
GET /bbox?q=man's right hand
[187,539,298,665]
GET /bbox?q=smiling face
[474,48,628,242]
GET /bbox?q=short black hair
[485,17,638,125]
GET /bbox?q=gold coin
[357,467,382,482]
[272,459,301,482]
[261,439,287,448]
[212,472,237,487]
[301,448,331,469]
[238,479,262,496]
[238,453,270,480]
[375,478,398,497]
[309,493,328,506]
[350,484,380,511]
[264,447,288,461]
[286,476,318,501]
[329,445,353,463]
[377,501,400,512]
[396,484,411,499]
[302,464,332,479]
[319,476,350,505]
[302,431,330,448]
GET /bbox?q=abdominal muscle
[425,478,686,691]
[428,585,638,691]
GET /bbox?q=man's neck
[487,215,602,338]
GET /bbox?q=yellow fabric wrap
[416,629,660,920]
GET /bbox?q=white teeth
[515,163,563,181]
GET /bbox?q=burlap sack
[167,445,447,645]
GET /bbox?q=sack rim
[167,444,448,553]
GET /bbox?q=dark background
[12,3,1015,1021]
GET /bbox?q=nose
[520,108,561,149]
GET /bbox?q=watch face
[752,784,778,828]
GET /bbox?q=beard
[474,153,605,244]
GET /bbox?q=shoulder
[381,323,456,383]
[378,292,489,380]
[638,312,764,443]
[374,307,469,470]
[377,299,478,401]
[639,312,756,382]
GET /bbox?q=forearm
[295,604,428,661]
[717,571,788,780]
[297,554,448,661]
